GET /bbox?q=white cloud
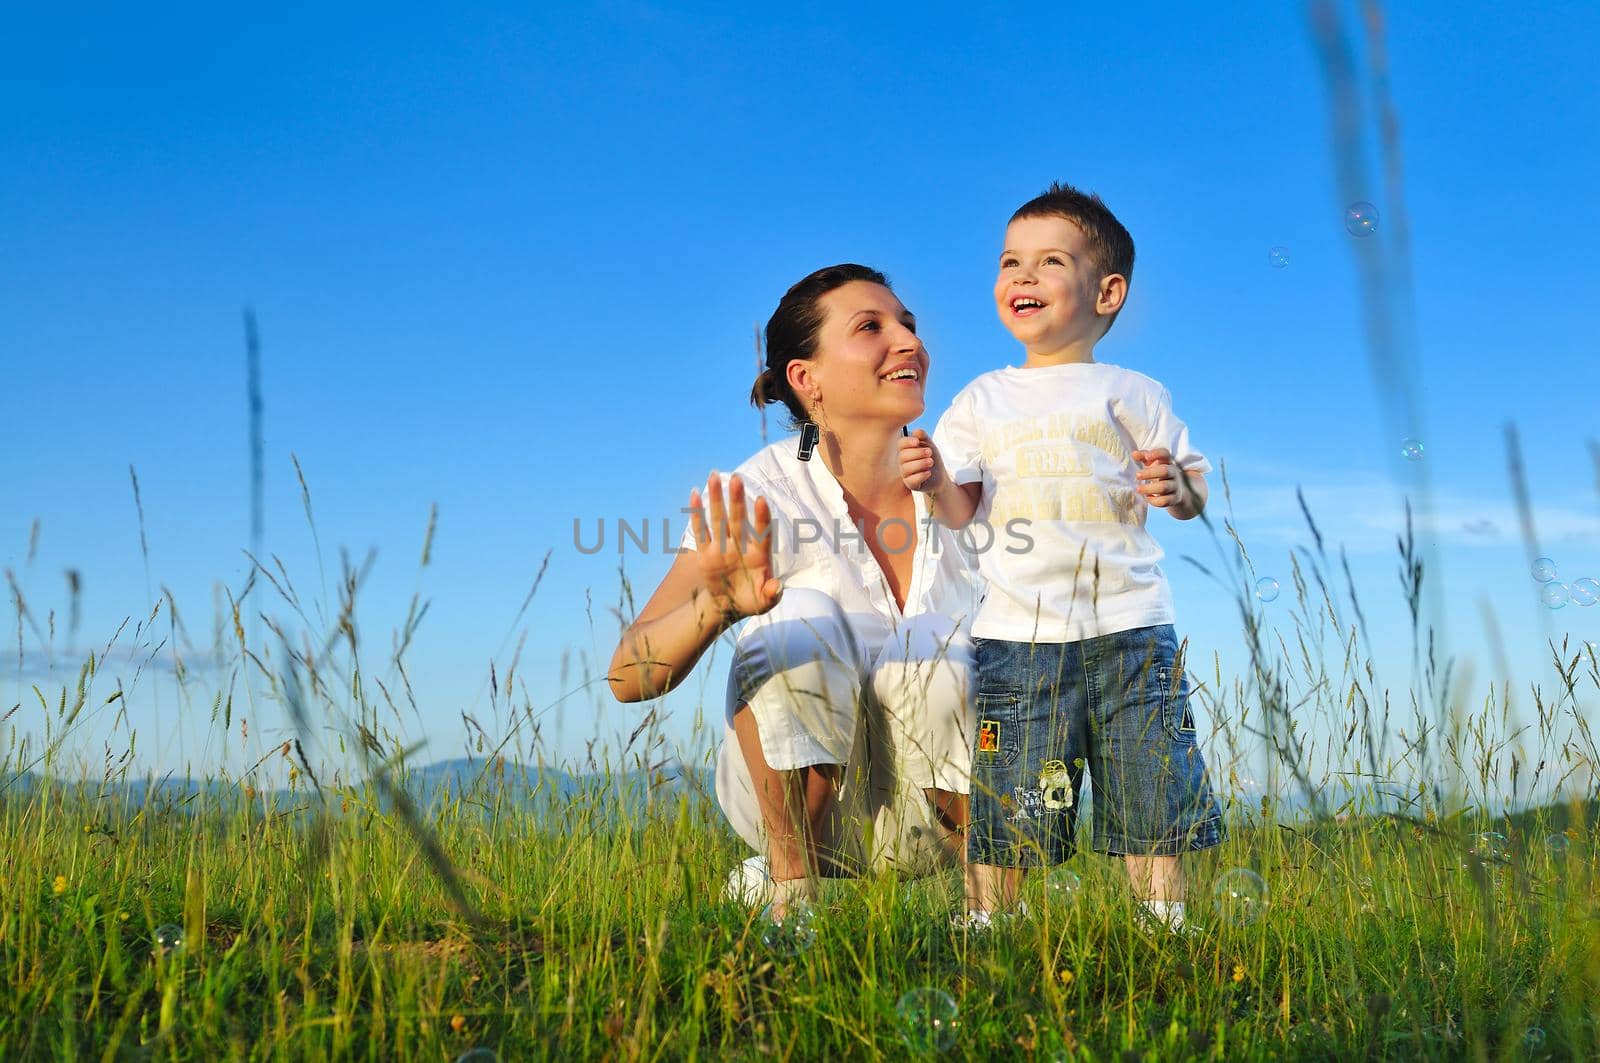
[1207,464,1598,556]
[2,647,227,682]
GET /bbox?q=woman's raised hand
[689,472,782,623]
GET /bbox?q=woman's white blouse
[684,438,984,634]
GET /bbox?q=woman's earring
[796,421,820,461]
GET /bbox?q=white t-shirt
[933,362,1211,642]
[680,439,984,638]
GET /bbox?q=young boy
[900,182,1223,929]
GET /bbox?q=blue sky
[3,3,1597,781]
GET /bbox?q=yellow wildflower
[52,875,68,895]
[1231,963,1246,984]
[1057,968,1075,985]
[450,1014,467,1033]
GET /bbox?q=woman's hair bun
[749,365,774,409]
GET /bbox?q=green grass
[5,474,1597,1058]
[2,767,1597,1059]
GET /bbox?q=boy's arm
[899,429,982,528]
[1175,468,1208,520]
[1133,384,1211,521]
[1132,449,1207,520]
[931,477,984,529]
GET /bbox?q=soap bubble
[1255,577,1280,603]
[1524,1026,1546,1050]
[1540,583,1569,610]
[1472,831,1511,863]
[1569,577,1598,607]
[1531,557,1557,582]
[1212,868,1268,926]
[454,1051,501,1063]
[1044,867,1082,905]
[1545,833,1571,856]
[1231,771,1268,819]
[1267,246,1290,269]
[153,924,185,954]
[1036,1026,1077,1061]
[1289,1024,1326,1048]
[759,902,816,955]
[1354,874,1378,913]
[895,987,959,1053]
[1344,201,1379,237]
[1399,438,1425,461]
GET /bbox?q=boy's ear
[1096,273,1129,318]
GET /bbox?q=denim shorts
[967,626,1224,865]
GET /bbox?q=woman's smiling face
[791,280,927,429]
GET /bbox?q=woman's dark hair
[750,263,889,428]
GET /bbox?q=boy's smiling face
[994,214,1126,364]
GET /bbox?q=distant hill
[13,761,1582,835]
[388,756,716,813]
[0,757,717,818]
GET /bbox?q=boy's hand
[1132,448,1185,509]
[899,429,946,493]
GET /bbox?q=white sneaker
[1136,899,1195,937]
[724,855,774,907]
[951,909,995,931]
[951,900,1030,931]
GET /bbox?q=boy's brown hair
[1012,182,1135,328]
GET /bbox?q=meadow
[7,0,1597,1056]
[4,496,1599,1061]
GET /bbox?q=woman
[608,264,980,916]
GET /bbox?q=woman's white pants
[713,588,974,877]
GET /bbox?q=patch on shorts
[1040,759,1073,811]
[1009,787,1045,821]
[977,719,1001,755]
